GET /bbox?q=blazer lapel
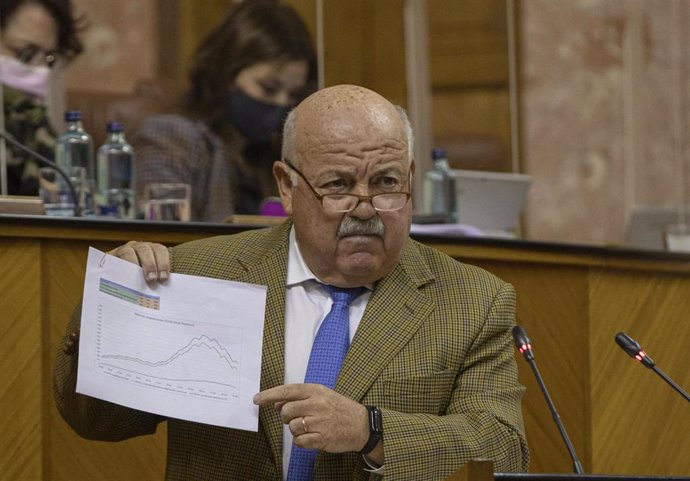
[234,222,291,475]
[336,239,435,402]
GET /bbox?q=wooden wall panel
[589,270,690,475]
[0,240,42,481]
[427,0,509,89]
[433,89,511,171]
[322,0,407,106]
[426,0,513,173]
[43,240,168,481]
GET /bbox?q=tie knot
[325,285,364,305]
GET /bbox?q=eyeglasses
[284,159,411,213]
[7,43,59,68]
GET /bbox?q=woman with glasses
[0,0,83,195]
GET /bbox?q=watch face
[369,406,383,434]
[359,406,383,455]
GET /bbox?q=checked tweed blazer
[54,220,529,480]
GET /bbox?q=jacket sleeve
[378,282,530,479]
[53,303,164,441]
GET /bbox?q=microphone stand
[524,354,584,474]
[652,366,690,403]
[0,129,81,217]
[513,326,584,474]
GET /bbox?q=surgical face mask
[229,88,289,143]
[0,54,50,98]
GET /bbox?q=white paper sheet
[76,247,267,431]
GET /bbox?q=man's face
[275,102,413,288]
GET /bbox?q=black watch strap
[358,405,383,455]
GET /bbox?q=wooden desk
[2,215,689,480]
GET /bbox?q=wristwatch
[358,405,383,455]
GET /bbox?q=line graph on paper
[95,278,242,402]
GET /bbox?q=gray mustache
[337,216,385,237]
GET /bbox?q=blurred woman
[0,0,83,195]
[133,0,317,222]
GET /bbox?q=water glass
[39,166,89,216]
[143,183,191,221]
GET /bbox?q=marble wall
[520,0,690,246]
[66,0,157,93]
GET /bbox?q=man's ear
[410,159,416,190]
[272,161,294,215]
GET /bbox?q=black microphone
[0,129,81,216]
[615,332,690,403]
[512,325,584,474]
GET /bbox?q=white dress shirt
[281,227,372,477]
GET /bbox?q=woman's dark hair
[184,0,317,134]
[0,0,84,62]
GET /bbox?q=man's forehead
[298,135,406,156]
[300,84,388,108]
[296,103,404,145]
[297,85,399,125]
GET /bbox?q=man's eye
[375,177,400,189]
[321,178,349,191]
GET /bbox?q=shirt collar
[287,226,319,287]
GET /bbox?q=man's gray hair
[281,104,415,173]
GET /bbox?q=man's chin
[339,257,382,282]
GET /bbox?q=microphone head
[615,332,655,368]
[512,325,534,361]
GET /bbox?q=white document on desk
[76,247,267,432]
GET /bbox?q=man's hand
[253,384,370,454]
[109,241,170,282]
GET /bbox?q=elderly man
[54,85,529,480]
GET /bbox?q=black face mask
[229,88,290,143]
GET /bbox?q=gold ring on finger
[302,417,309,434]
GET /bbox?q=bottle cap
[431,148,447,161]
[64,110,83,121]
[106,121,124,133]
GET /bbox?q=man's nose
[348,187,377,219]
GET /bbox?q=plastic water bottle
[96,121,135,219]
[423,148,458,223]
[54,110,95,215]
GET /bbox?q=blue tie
[286,285,364,481]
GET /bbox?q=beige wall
[66,0,158,93]
[519,0,690,245]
